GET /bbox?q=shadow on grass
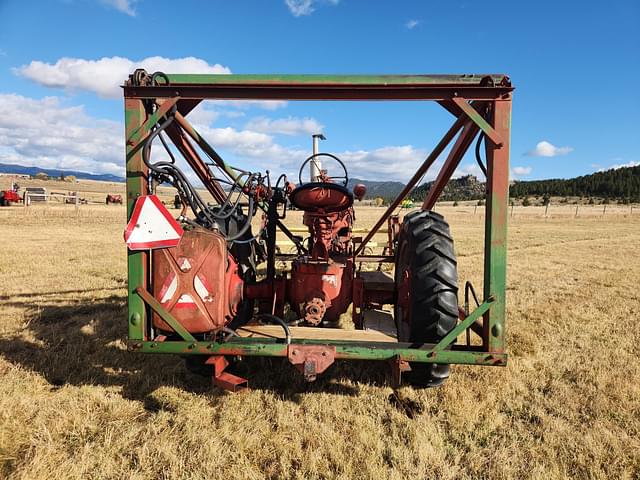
[0,286,126,303]
[0,294,392,403]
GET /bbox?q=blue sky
[0,0,638,182]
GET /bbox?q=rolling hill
[0,163,124,183]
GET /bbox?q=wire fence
[411,203,639,219]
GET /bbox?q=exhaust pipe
[311,133,326,182]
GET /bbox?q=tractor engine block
[289,257,354,325]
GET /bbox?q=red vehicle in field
[106,194,123,205]
[0,183,22,206]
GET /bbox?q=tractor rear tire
[394,210,459,387]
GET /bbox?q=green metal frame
[123,73,512,367]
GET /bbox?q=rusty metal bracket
[389,355,412,387]
[287,345,336,381]
[206,355,248,392]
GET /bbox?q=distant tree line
[372,166,640,206]
[509,166,640,202]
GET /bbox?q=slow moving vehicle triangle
[124,194,183,250]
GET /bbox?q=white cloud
[285,0,339,16]
[406,19,420,29]
[512,166,533,176]
[0,94,124,176]
[286,0,314,16]
[183,132,431,183]
[99,0,137,16]
[207,141,438,183]
[197,126,309,170]
[598,160,639,172]
[0,92,449,184]
[245,116,323,136]
[187,104,221,127]
[338,146,432,182]
[169,119,428,183]
[0,93,291,180]
[14,56,231,99]
[526,140,573,157]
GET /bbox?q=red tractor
[132,130,453,387]
[0,183,22,206]
[106,194,123,205]
[245,152,367,327]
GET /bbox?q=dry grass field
[1,195,639,479]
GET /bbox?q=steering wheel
[298,153,349,187]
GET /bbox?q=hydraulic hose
[141,102,260,241]
[475,132,487,177]
[221,326,239,342]
[224,196,255,242]
[257,314,291,344]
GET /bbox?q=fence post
[603,205,606,217]
[510,204,514,218]
[544,203,549,218]
[575,205,579,218]
[473,205,477,215]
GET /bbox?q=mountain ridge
[0,163,124,183]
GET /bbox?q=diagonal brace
[432,299,494,352]
[452,97,503,146]
[135,286,197,342]
[353,114,468,256]
[127,97,180,145]
[173,112,241,184]
[173,112,308,253]
[422,119,479,210]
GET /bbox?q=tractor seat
[289,182,353,214]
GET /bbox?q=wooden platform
[238,320,397,343]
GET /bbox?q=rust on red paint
[482,98,512,353]
[353,183,366,201]
[287,345,336,381]
[389,355,412,387]
[152,228,242,333]
[288,258,354,324]
[386,215,400,256]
